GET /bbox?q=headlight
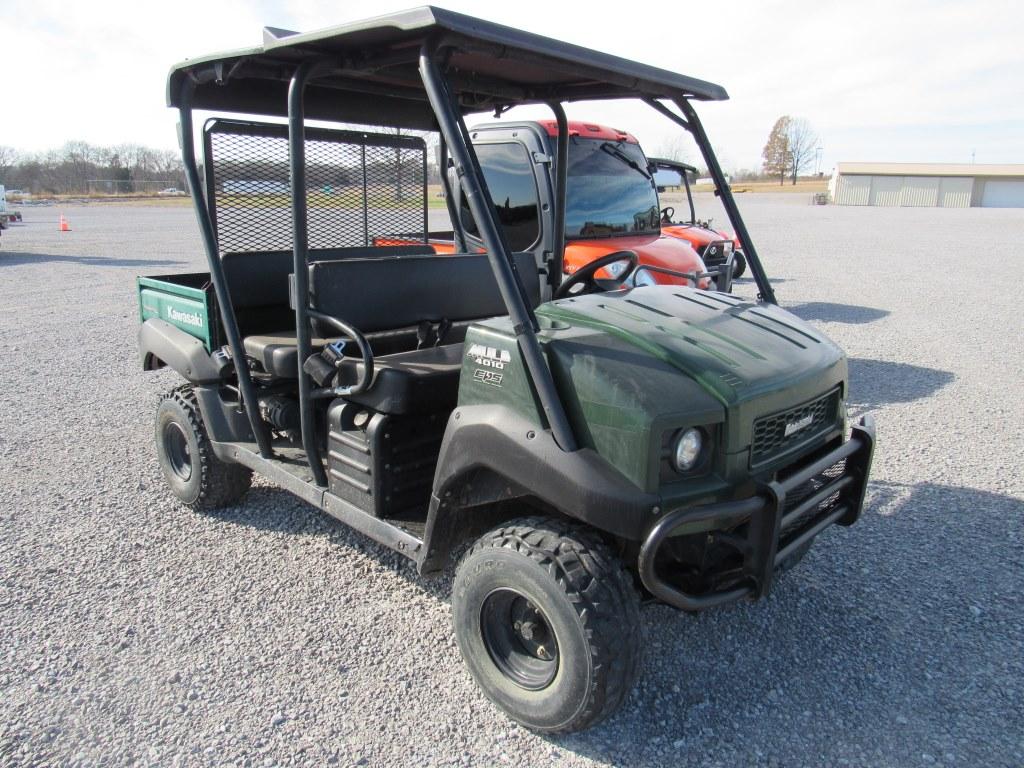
[604,259,630,278]
[631,269,658,287]
[672,427,704,472]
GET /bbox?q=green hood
[538,286,845,408]
[535,287,847,487]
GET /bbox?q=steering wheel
[555,251,639,299]
[661,206,675,223]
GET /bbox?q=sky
[2,0,1022,173]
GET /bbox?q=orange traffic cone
[59,215,71,232]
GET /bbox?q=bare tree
[762,116,791,185]
[785,118,819,185]
[0,146,17,184]
[655,134,691,164]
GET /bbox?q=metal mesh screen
[203,119,427,254]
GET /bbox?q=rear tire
[155,385,252,510]
[452,517,642,733]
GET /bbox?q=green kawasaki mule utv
[139,8,875,733]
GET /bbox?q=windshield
[564,139,660,239]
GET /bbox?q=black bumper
[638,415,876,611]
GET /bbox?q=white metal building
[829,162,1024,208]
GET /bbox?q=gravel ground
[1,196,1021,767]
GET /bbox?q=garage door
[869,176,902,206]
[981,180,1024,208]
[836,175,871,205]
[900,177,940,207]
[939,177,972,208]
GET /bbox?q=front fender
[418,404,660,574]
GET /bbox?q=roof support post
[646,97,777,305]
[545,101,569,298]
[288,61,329,487]
[419,41,577,452]
[177,78,273,458]
[438,138,467,252]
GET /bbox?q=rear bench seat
[222,245,436,337]
[242,251,541,414]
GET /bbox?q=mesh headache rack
[203,119,428,254]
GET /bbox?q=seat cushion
[243,330,337,378]
[337,344,464,414]
[243,332,464,415]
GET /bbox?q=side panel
[457,321,545,425]
[137,276,213,349]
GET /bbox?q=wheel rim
[163,422,192,482]
[480,588,559,690]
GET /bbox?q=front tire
[452,517,641,733]
[155,385,252,510]
[731,251,747,278]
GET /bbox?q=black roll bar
[288,61,330,487]
[644,97,778,305]
[438,138,467,252]
[177,78,273,459]
[419,40,578,452]
[546,101,569,298]
[681,166,696,224]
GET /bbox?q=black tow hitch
[638,415,876,611]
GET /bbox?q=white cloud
[3,0,1022,167]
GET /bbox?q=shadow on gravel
[847,358,955,410]
[0,251,185,268]
[554,480,1024,766]
[204,485,453,601]
[787,301,890,324]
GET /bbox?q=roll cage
[168,6,776,482]
[650,157,700,224]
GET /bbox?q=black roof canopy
[167,6,728,130]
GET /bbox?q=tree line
[0,142,185,195]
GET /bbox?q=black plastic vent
[751,389,839,466]
[203,119,427,255]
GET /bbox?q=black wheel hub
[163,422,193,482]
[480,588,559,690]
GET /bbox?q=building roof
[167,6,728,130]
[836,162,1024,178]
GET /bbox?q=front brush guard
[638,415,876,611]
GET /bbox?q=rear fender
[139,318,221,383]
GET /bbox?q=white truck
[0,186,25,229]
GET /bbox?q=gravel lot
[1,196,1021,767]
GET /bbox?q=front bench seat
[335,343,464,414]
[243,251,540,413]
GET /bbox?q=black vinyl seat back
[303,252,540,337]
[221,245,435,336]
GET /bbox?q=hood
[538,286,847,451]
[662,223,737,248]
[563,233,710,287]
